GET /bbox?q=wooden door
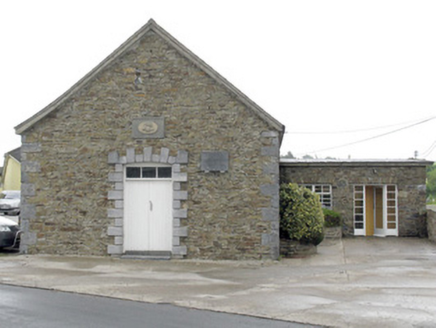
[365,186,375,236]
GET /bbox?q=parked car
[0,216,20,249]
[0,190,21,215]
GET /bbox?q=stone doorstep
[121,251,172,261]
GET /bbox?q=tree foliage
[281,151,295,159]
[427,164,436,203]
[279,183,325,245]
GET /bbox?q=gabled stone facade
[16,20,284,260]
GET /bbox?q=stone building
[15,20,284,260]
[280,159,432,237]
[15,19,432,260]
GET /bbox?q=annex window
[303,185,332,209]
[126,166,172,179]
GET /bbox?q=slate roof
[7,147,21,163]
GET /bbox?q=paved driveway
[1,238,436,328]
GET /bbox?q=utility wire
[287,116,436,135]
[421,140,436,158]
[298,116,436,156]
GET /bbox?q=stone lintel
[126,148,135,163]
[160,148,170,163]
[152,154,160,163]
[143,147,153,161]
[135,154,144,163]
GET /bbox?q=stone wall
[19,29,281,260]
[428,207,436,243]
[280,161,429,237]
[280,239,317,258]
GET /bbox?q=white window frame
[303,184,332,209]
[125,164,172,181]
[353,185,366,236]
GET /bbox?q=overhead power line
[421,140,436,158]
[287,116,436,135]
[298,116,436,156]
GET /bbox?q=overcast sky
[1,0,435,161]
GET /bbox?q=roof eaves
[279,159,434,167]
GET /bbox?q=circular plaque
[138,121,159,134]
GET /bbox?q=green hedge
[279,183,325,245]
[323,209,341,227]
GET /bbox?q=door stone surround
[106,147,189,258]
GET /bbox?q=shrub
[280,183,325,245]
[323,209,341,227]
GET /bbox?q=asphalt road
[0,285,320,328]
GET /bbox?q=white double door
[124,180,173,252]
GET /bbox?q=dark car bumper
[0,230,21,248]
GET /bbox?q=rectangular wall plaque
[201,151,229,172]
[132,117,165,139]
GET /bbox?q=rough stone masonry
[17,20,284,260]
